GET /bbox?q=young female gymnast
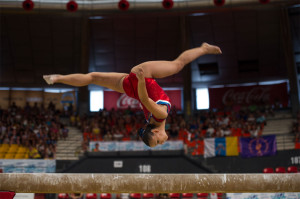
[43,43,222,147]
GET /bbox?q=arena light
[66,0,78,12]
[22,0,34,11]
[213,0,225,7]
[118,0,130,11]
[162,0,174,9]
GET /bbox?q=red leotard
[122,73,171,122]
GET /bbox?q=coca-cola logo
[117,94,140,109]
[222,87,271,105]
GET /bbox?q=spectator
[93,143,100,152]
[28,145,41,159]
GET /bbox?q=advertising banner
[44,91,76,111]
[240,135,277,158]
[0,159,56,173]
[227,193,300,199]
[208,83,288,109]
[104,89,182,110]
[89,141,184,151]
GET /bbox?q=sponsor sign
[208,83,288,109]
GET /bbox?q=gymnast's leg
[43,72,128,93]
[131,42,222,78]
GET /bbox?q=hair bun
[138,128,145,138]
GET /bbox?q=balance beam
[0,173,299,193]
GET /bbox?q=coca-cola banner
[208,83,288,109]
[104,90,182,110]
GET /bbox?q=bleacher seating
[58,193,69,199]
[142,193,154,198]
[100,193,111,199]
[86,193,97,199]
[0,144,30,159]
[287,166,298,173]
[182,193,193,198]
[169,193,180,198]
[275,167,286,173]
[130,193,141,199]
[263,167,274,173]
[197,193,208,199]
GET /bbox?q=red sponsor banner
[104,90,182,110]
[208,83,288,109]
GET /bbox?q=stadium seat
[4,153,15,159]
[100,193,111,199]
[142,193,154,198]
[182,193,193,198]
[86,193,97,199]
[58,193,69,199]
[14,153,25,159]
[0,144,9,153]
[287,166,298,173]
[17,146,28,153]
[217,193,223,199]
[7,144,19,153]
[0,153,5,159]
[169,193,180,198]
[197,193,208,199]
[130,193,141,199]
[275,167,286,173]
[263,167,274,173]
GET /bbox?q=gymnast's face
[149,129,168,147]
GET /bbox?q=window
[90,90,104,112]
[196,88,209,110]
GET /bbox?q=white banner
[204,138,215,158]
[0,159,56,173]
[90,141,184,151]
[14,193,34,199]
[226,193,300,199]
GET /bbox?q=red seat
[217,193,223,199]
[197,193,208,199]
[143,193,154,198]
[182,193,193,198]
[100,193,111,199]
[275,167,286,173]
[263,167,274,173]
[86,193,97,199]
[58,193,69,199]
[287,166,298,173]
[130,193,141,199]
[169,193,180,198]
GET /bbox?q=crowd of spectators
[0,102,69,159]
[73,104,270,152]
[292,111,300,149]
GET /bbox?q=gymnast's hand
[136,67,145,82]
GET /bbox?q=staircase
[263,110,295,151]
[56,127,83,160]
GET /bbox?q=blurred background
[0,0,300,199]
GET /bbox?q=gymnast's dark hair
[138,123,156,146]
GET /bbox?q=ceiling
[0,1,299,88]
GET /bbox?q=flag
[204,137,238,158]
[240,135,277,158]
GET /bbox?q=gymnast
[43,43,221,147]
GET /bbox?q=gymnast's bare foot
[43,74,59,85]
[202,42,222,54]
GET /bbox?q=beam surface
[0,173,300,193]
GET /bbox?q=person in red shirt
[43,43,222,147]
